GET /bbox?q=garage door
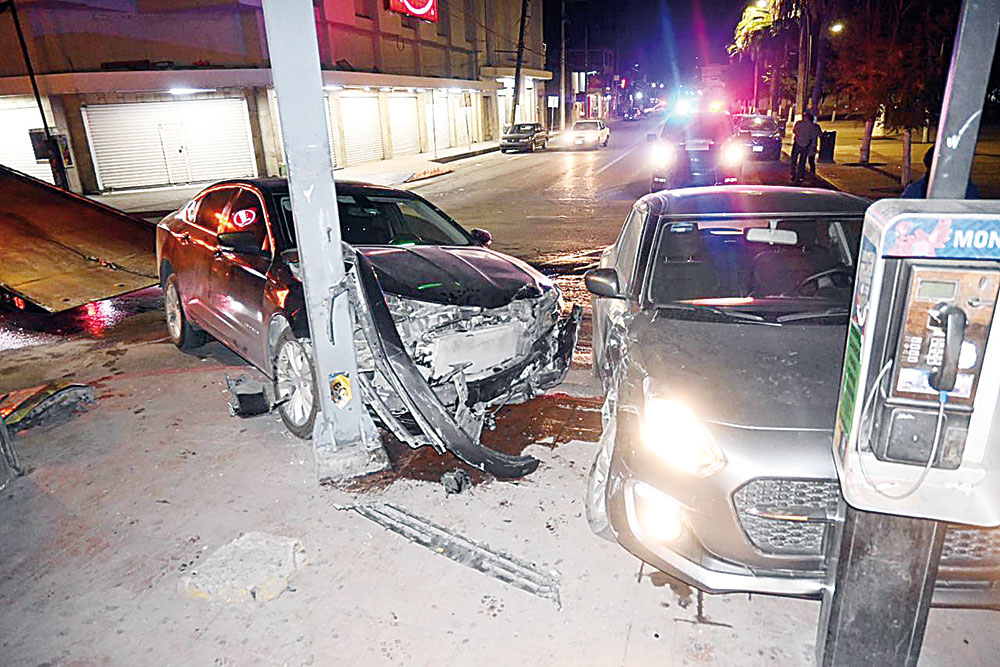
[428,94,452,153]
[340,95,384,165]
[82,98,257,191]
[322,95,341,168]
[0,106,54,183]
[453,95,472,148]
[387,96,421,158]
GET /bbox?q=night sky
[546,0,744,82]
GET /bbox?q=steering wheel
[790,267,854,295]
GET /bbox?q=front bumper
[652,164,740,189]
[605,413,1000,608]
[501,139,533,150]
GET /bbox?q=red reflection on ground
[80,300,120,338]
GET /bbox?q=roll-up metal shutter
[427,94,452,153]
[82,99,257,191]
[387,96,420,157]
[322,94,341,167]
[339,95,384,165]
[0,106,55,183]
[453,95,472,148]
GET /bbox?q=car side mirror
[646,133,658,143]
[585,268,624,298]
[218,231,264,256]
[471,228,493,247]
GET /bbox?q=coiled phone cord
[856,359,948,500]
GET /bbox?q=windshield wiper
[656,303,769,324]
[776,308,850,323]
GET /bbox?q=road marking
[595,136,646,176]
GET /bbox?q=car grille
[733,478,1000,567]
[732,479,840,556]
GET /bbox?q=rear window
[572,121,600,131]
[275,191,471,247]
[509,124,537,133]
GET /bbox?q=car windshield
[661,115,733,143]
[572,121,600,131]
[275,191,471,247]
[645,216,863,324]
[737,116,778,132]
[508,124,536,133]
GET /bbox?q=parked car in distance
[156,178,578,439]
[584,185,1000,609]
[648,112,745,192]
[565,120,610,149]
[501,122,548,153]
[736,114,782,161]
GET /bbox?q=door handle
[178,232,191,244]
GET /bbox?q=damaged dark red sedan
[155,178,580,444]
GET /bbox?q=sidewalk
[784,120,1000,200]
[89,140,499,218]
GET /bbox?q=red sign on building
[388,0,438,22]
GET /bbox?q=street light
[830,22,844,34]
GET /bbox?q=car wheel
[542,140,548,150]
[500,149,508,154]
[273,329,318,439]
[586,413,616,541]
[163,272,206,350]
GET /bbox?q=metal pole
[509,0,530,127]
[559,0,566,132]
[260,0,388,482]
[927,0,1000,199]
[4,0,68,189]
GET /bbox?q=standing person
[791,112,821,184]
[901,145,980,199]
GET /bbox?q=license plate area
[431,325,521,379]
[753,145,765,153]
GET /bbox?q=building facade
[0,0,550,194]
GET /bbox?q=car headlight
[640,397,726,477]
[721,142,746,168]
[650,143,676,169]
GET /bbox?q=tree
[833,0,958,172]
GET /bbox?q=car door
[180,187,238,328]
[593,205,646,374]
[208,186,274,368]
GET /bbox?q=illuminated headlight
[675,99,692,114]
[721,142,746,168]
[650,143,676,169]
[633,482,685,543]
[640,397,726,477]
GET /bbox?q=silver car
[585,186,1000,608]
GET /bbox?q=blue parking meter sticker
[885,216,1000,260]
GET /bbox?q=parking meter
[834,200,1000,526]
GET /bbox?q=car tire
[163,272,206,350]
[273,329,318,439]
[500,149,508,154]
[542,140,548,150]
[586,414,616,541]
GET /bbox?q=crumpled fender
[350,249,540,479]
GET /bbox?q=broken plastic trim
[344,502,561,607]
[348,249,541,479]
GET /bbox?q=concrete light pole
[559,0,566,132]
[260,0,388,483]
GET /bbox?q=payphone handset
[834,200,1000,526]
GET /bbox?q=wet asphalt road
[0,117,792,379]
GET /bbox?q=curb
[431,145,500,164]
[780,148,839,191]
[404,165,454,183]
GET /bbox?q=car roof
[643,185,871,217]
[201,177,409,198]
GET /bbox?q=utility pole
[3,0,68,189]
[795,7,809,120]
[509,0,530,127]
[559,0,566,132]
[260,0,389,483]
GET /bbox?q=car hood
[358,245,554,309]
[629,313,846,430]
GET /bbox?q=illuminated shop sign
[388,0,438,22]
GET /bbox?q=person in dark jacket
[902,145,980,199]
[790,112,822,184]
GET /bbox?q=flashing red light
[620,78,628,89]
[13,296,26,310]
